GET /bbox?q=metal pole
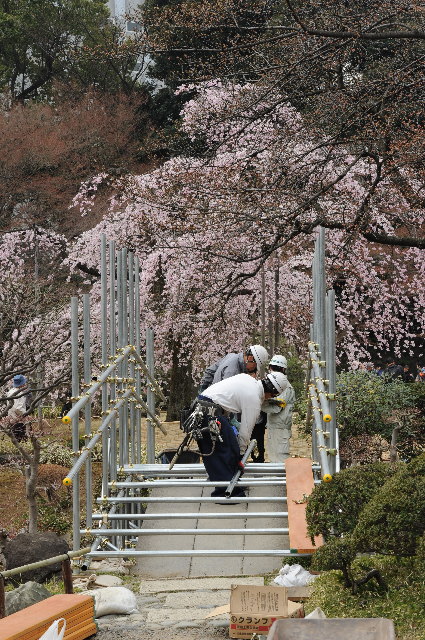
[83,294,92,528]
[71,297,80,551]
[100,235,109,499]
[128,252,136,464]
[146,327,156,463]
[134,256,142,464]
[225,439,257,497]
[62,347,133,422]
[121,248,129,467]
[317,227,326,359]
[109,241,117,484]
[326,289,337,474]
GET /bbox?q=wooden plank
[0,595,94,640]
[285,458,322,554]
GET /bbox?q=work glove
[268,398,286,408]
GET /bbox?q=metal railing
[0,547,91,618]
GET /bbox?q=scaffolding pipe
[92,512,288,520]
[81,528,290,536]
[326,289,337,474]
[308,385,332,481]
[146,327,156,463]
[308,342,332,421]
[62,346,134,423]
[132,390,167,435]
[83,294,92,528]
[71,297,81,551]
[63,390,133,485]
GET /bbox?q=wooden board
[0,595,95,640]
[285,458,323,554]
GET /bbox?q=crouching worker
[198,371,288,498]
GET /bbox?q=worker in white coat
[262,355,295,462]
[198,371,288,497]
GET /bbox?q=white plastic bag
[273,563,317,587]
[38,618,66,640]
[84,586,138,617]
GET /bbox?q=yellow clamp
[62,415,71,424]
[63,477,72,486]
[323,474,333,483]
[323,414,332,422]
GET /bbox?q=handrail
[0,546,92,618]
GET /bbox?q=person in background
[416,366,425,383]
[198,344,269,393]
[402,364,415,383]
[262,355,296,462]
[383,357,404,381]
[374,363,385,376]
[6,375,32,441]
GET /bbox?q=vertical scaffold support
[308,227,338,481]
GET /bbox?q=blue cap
[13,375,27,387]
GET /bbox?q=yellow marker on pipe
[63,477,72,486]
[323,474,332,483]
[62,415,71,424]
[323,414,332,422]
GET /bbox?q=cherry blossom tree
[68,79,424,399]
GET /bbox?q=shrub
[353,454,425,556]
[40,443,73,467]
[311,537,356,588]
[306,462,397,540]
[336,372,415,443]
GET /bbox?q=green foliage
[353,454,425,556]
[337,372,416,443]
[39,443,73,467]
[311,537,356,589]
[0,0,130,101]
[306,555,425,640]
[306,462,397,540]
[37,497,71,535]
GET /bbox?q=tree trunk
[25,437,41,534]
[390,425,400,463]
[166,342,196,421]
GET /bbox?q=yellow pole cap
[323,414,332,422]
[323,474,332,483]
[62,415,71,424]
[63,477,72,486]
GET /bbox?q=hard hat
[269,354,287,369]
[266,372,288,395]
[13,374,27,387]
[249,344,269,369]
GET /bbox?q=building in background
[108,0,142,32]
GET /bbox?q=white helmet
[269,354,287,369]
[249,344,269,370]
[266,372,288,395]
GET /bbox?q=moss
[306,556,425,640]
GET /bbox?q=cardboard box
[228,585,304,639]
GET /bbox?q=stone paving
[95,576,266,639]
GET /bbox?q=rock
[94,574,123,587]
[3,532,69,583]
[5,581,51,615]
[89,559,130,575]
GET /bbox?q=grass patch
[306,555,425,640]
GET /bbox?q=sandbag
[84,586,138,617]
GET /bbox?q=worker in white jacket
[262,355,295,462]
[199,371,288,497]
